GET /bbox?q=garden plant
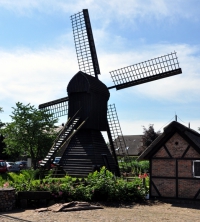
[0,167,149,203]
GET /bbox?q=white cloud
[0,46,77,107]
[1,42,200,135]
[98,43,200,103]
[0,0,199,23]
[0,0,200,137]
[1,42,200,110]
[120,118,200,135]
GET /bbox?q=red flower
[139,173,148,179]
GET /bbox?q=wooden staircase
[40,110,83,168]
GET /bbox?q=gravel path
[1,201,200,222]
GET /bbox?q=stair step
[63,168,92,173]
[65,167,93,170]
[40,117,81,169]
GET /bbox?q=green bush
[86,167,146,202]
[0,167,148,202]
[119,158,149,175]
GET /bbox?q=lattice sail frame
[71,9,100,78]
[107,104,128,157]
[109,51,182,90]
[39,96,68,118]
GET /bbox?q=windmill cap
[67,71,110,98]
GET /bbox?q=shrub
[0,167,148,202]
[119,158,149,175]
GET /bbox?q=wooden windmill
[39,9,182,177]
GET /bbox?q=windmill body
[39,9,182,177]
[67,71,109,131]
[57,71,118,177]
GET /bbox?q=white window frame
[193,160,200,178]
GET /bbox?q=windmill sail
[39,96,69,118]
[71,9,100,78]
[108,52,182,90]
[107,104,128,157]
[37,8,183,177]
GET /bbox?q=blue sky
[1,0,200,135]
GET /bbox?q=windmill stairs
[40,109,86,173]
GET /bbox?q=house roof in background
[115,135,142,156]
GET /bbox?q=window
[0,161,6,167]
[193,160,200,178]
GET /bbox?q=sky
[1,0,200,136]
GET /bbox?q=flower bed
[0,167,149,206]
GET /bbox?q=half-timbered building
[138,121,200,200]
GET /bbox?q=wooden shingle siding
[50,71,120,177]
[67,71,110,131]
[59,129,117,177]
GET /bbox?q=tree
[0,107,3,127]
[0,102,58,169]
[0,107,7,159]
[139,124,160,155]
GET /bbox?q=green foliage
[0,173,8,185]
[119,158,149,175]
[0,102,58,168]
[0,167,148,202]
[86,167,146,202]
[0,169,41,191]
[139,124,160,155]
[0,107,7,159]
[0,107,4,128]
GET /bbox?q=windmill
[39,9,182,177]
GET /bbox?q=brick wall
[151,132,200,199]
[153,146,170,158]
[184,146,200,158]
[152,178,176,197]
[178,179,200,199]
[151,185,159,197]
[178,160,192,177]
[151,159,176,177]
[165,133,188,158]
